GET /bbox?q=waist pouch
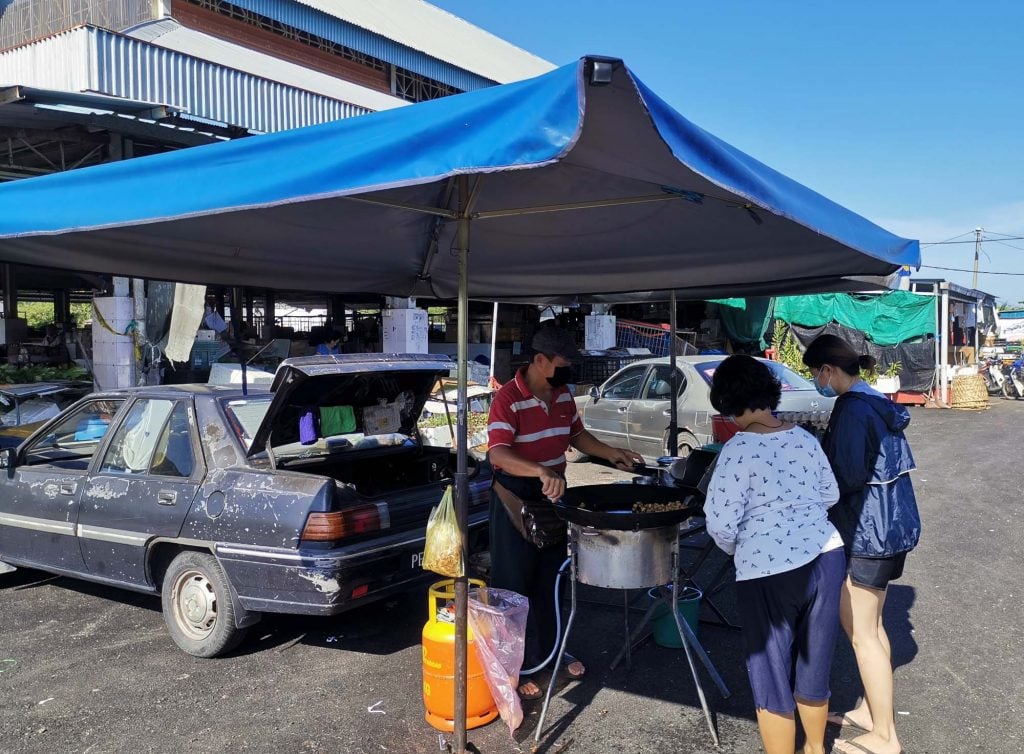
[492,473,566,549]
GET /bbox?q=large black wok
[554,484,704,531]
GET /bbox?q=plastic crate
[576,353,648,384]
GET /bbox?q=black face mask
[547,365,574,388]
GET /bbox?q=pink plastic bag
[468,587,529,735]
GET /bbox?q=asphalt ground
[1,399,1022,754]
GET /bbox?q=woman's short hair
[709,355,782,416]
[802,334,876,376]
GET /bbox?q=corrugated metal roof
[226,0,552,90]
[0,85,233,148]
[294,0,554,83]
[0,26,380,133]
[125,19,406,113]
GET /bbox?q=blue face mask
[814,368,838,399]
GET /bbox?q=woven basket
[951,374,989,410]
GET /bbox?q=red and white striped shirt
[487,368,584,475]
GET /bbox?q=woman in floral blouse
[704,355,845,754]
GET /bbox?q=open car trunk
[226,354,488,531]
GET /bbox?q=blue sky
[433,1,1024,302]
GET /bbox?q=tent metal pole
[473,191,686,220]
[489,301,499,382]
[231,286,248,396]
[940,283,950,405]
[667,290,678,455]
[453,174,471,754]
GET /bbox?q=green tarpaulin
[773,291,936,346]
[709,297,775,350]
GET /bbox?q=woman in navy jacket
[803,334,921,754]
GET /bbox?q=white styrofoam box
[93,296,134,320]
[92,364,115,391]
[111,363,134,388]
[383,308,428,354]
[585,315,616,350]
[91,326,114,346]
[113,340,136,365]
[92,362,134,390]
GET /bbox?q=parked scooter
[1000,357,1024,400]
[980,357,1007,396]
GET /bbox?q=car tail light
[301,504,389,543]
[710,414,739,444]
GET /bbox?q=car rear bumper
[214,511,489,615]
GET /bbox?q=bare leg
[755,708,796,754]
[828,582,880,732]
[834,577,902,754]
[795,696,828,754]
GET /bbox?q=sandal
[827,712,869,731]
[517,680,543,701]
[562,653,586,679]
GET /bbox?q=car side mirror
[0,448,16,470]
[588,386,600,402]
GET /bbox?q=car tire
[161,551,247,658]
[565,446,590,464]
[671,431,699,459]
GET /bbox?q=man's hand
[603,446,645,471]
[539,467,567,501]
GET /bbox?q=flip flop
[562,652,586,679]
[517,681,543,701]
[833,740,904,754]
[827,712,868,730]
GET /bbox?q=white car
[573,355,834,464]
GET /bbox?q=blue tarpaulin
[0,57,918,299]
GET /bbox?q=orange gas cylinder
[422,578,498,731]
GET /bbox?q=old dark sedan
[0,355,490,657]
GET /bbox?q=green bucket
[648,586,702,648]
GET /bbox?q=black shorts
[848,552,907,590]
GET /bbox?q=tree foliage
[14,302,92,328]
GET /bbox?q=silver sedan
[572,355,834,464]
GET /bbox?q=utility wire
[922,236,1024,245]
[980,230,1023,239]
[921,264,1024,276]
[921,230,977,246]
[988,239,1024,253]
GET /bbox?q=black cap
[531,327,581,361]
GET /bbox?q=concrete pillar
[382,297,427,354]
[263,289,276,339]
[244,289,255,326]
[54,290,72,327]
[2,264,17,318]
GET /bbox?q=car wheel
[161,551,246,658]
[667,431,699,458]
[565,446,590,464]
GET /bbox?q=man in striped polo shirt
[488,327,643,700]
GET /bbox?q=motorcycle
[999,357,1024,400]
[980,357,1007,396]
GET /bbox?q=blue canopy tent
[0,56,919,751]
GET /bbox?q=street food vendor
[486,327,643,700]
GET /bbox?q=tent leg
[453,175,471,754]
[489,301,499,382]
[667,290,678,455]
